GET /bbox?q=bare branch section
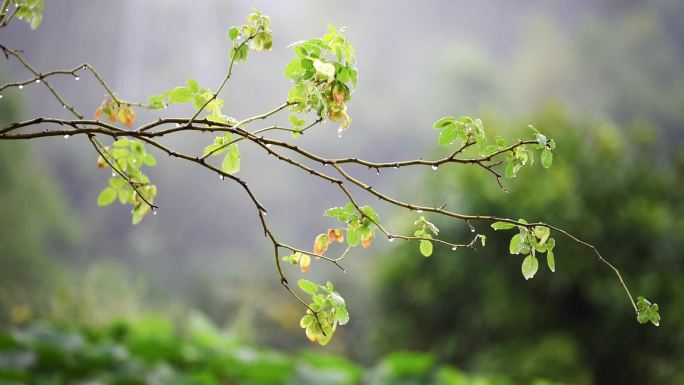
[0,8,658,344]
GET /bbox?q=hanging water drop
[63,134,70,139]
[74,76,80,81]
[261,209,268,216]
[152,209,157,215]
[387,236,395,243]
[0,94,3,99]
[63,105,67,109]
[471,227,476,233]
[265,143,272,148]
[18,85,23,89]
[82,65,88,70]
[111,172,116,177]
[451,246,458,251]
[393,164,399,169]
[35,79,41,84]
[416,209,423,213]
[175,123,181,128]
[376,168,380,175]
[431,165,438,171]
[219,174,225,180]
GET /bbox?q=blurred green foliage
[0,313,566,385]
[376,106,684,385]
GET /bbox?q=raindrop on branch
[74,76,80,81]
[35,79,41,83]
[63,134,70,139]
[416,209,423,213]
[18,85,23,89]
[451,246,458,251]
[265,143,272,148]
[219,174,225,180]
[431,165,438,171]
[152,209,158,216]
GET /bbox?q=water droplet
[74,76,80,81]
[35,79,41,83]
[387,236,395,242]
[376,169,380,175]
[62,105,67,109]
[163,104,168,109]
[0,94,3,99]
[416,209,423,213]
[175,123,181,128]
[82,65,88,70]
[219,174,225,180]
[18,85,23,89]
[471,228,476,232]
[260,209,268,216]
[152,209,157,215]
[111,172,116,177]
[431,165,438,171]
[63,134,70,139]
[393,164,399,169]
[265,143,272,148]
[451,246,458,251]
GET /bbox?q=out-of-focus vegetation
[376,107,684,385]
[0,313,567,385]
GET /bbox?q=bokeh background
[1,1,683,384]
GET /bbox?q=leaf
[491,221,516,230]
[300,253,311,273]
[438,125,458,146]
[143,153,157,167]
[97,187,117,206]
[313,234,330,256]
[313,59,336,80]
[297,279,318,295]
[419,240,433,257]
[433,116,455,129]
[327,228,344,243]
[522,255,539,280]
[221,144,240,174]
[509,234,523,254]
[547,248,556,272]
[228,26,239,41]
[541,148,553,168]
[170,87,194,104]
[534,226,551,246]
[347,226,361,247]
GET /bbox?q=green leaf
[297,279,318,296]
[534,226,551,246]
[419,240,433,257]
[521,255,539,280]
[636,296,661,326]
[347,226,361,247]
[541,148,553,168]
[438,125,458,146]
[97,187,117,206]
[509,234,523,254]
[547,248,556,272]
[228,26,239,41]
[143,153,157,167]
[221,144,240,174]
[313,59,336,79]
[491,221,516,230]
[170,87,194,104]
[433,116,455,129]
